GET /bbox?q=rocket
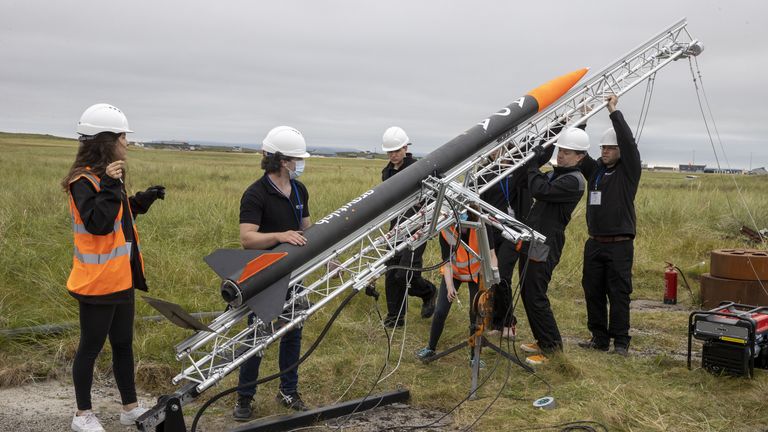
[205,68,588,319]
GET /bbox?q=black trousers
[427,277,479,351]
[582,238,634,348]
[385,242,436,317]
[519,253,563,353]
[73,300,137,411]
[492,238,521,330]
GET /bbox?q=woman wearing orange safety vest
[415,211,497,366]
[61,104,165,432]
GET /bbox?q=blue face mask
[289,159,305,179]
[459,212,469,222]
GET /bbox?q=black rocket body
[210,69,589,310]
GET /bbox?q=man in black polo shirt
[233,126,311,420]
[380,126,437,327]
[578,95,641,356]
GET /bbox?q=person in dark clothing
[380,126,437,327]
[63,104,164,432]
[517,128,589,366]
[481,134,558,339]
[233,126,313,420]
[577,95,641,356]
[415,212,496,366]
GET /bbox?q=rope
[688,58,768,298]
[634,73,656,144]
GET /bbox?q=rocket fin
[204,249,287,281]
[142,296,214,332]
[244,274,292,325]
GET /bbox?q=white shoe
[71,411,105,432]
[120,405,149,425]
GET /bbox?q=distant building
[232,146,242,152]
[143,140,198,151]
[704,167,743,174]
[310,150,336,157]
[679,164,706,173]
[652,166,676,172]
[748,167,767,175]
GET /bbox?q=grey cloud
[1,0,766,168]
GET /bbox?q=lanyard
[594,166,607,191]
[499,176,511,205]
[292,180,303,228]
[266,176,303,229]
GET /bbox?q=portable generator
[687,302,768,377]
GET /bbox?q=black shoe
[421,289,436,319]
[233,395,253,421]
[577,338,609,352]
[611,346,629,357]
[383,315,404,328]
[276,390,310,411]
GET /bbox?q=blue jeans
[237,313,302,398]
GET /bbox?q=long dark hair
[61,132,122,191]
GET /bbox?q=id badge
[507,206,515,218]
[589,191,602,205]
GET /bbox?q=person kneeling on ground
[416,210,497,368]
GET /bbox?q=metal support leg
[156,397,186,432]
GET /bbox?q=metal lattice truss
[453,18,702,196]
[167,17,701,404]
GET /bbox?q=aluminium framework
[136,18,702,431]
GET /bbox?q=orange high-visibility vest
[440,227,481,283]
[66,171,143,296]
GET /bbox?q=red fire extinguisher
[664,262,678,305]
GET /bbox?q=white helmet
[599,128,618,147]
[381,126,410,152]
[262,126,310,158]
[554,128,590,151]
[77,103,133,136]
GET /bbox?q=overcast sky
[2,1,766,168]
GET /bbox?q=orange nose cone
[527,68,589,112]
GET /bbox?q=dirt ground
[0,377,454,432]
[0,300,691,432]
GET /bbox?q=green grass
[1,132,767,431]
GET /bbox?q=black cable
[517,420,609,432]
[189,289,359,432]
[327,298,393,431]
[504,223,553,395]
[673,265,697,306]
[332,200,465,432]
[383,224,554,432]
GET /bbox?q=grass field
[1,132,768,431]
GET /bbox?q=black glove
[524,145,545,170]
[145,185,166,200]
[531,145,546,160]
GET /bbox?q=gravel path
[0,379,454,432]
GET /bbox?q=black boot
[233,395,253,421]
[420,283,437,319]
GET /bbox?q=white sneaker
[71,411,105,432]
[120,405,149,425]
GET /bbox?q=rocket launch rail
[137,18,702,432]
